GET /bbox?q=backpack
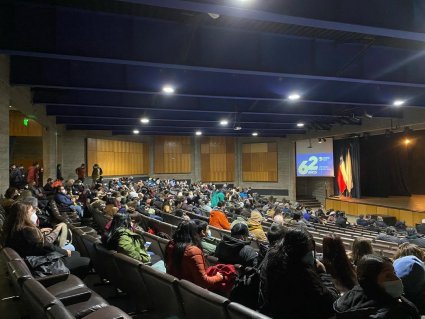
[230,259,264,309]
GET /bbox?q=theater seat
[177,279,229,319]
[139,263,183,318]
[22,279,59,319]
[113,253,152,312]
[1,247,22,262]
[65,290,109,319]
[94,244,122,288]
[227,302,272,319]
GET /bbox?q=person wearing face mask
[259,228,339,319]
[334,254,420,319]
[3,202,90,278]
[54,186,84,217]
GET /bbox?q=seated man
[375,216,388,228]
[376,226,407,245]
[215,223,258,267]
[54,186,84,217]
[356,214,371,227]
[406,228,425,248]
[209,201,231,230]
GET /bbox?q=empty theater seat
[177,279,230,319]
[139,263,184,319]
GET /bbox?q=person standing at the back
[75,163,86,183]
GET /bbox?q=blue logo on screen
[297,153,333,176]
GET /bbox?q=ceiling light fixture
[133,129,140,134]
[140,118,149,124]
[288,93,301,101]
[162,85,175,94]
[234,126,242,131]
[252,132,258,136]
[219,120,229,126]
[195,130,202,136]
[297,122,305,127]
[393,100,405,107]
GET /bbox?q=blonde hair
[393,242,425,262]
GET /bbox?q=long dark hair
[352,238,374,266]
[171,220,203,271]
[103,212,131,249]
[323,235,357,290]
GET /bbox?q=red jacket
[165,241,222,289]
[27,166,38,184]
[209,210,231,230]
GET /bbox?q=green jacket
[211,191,225,208]
[116,228,150,263]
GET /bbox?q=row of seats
[1,247,130,319]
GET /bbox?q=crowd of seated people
[2,166,425,318]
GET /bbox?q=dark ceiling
[2,0,425,137]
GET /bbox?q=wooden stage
[325,195,425,226]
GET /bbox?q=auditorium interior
[2,1,425,319]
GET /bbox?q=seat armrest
[37,273,69,286]
[58,288,92,306]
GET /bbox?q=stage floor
[328,195,425,213]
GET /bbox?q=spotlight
[393,100,405,107]
[219,120,229,126]
[252,132,258,136]
[195,130,202,136]
[9,105,12,108]
[162,85,175,94]
[288,93,301,101]
[296,122,304,128]
[133,129,140,134]
[404,138,411,145]
[140,118,149,124]
[233,126,242,131]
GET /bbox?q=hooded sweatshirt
[215,235,258,267]
[394,256,425,315]
[334,285,419,319]
[248,211,268,242]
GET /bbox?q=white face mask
[30,212,38,225]
[381,279,404,298]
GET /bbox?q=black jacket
[334,285,419,319]
[260,252,339,319]
[376,233,407,245]
[5,227,67,258]
[215,235,258,267]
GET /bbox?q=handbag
[25,251,70,277]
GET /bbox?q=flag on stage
[345,149,353,196]
[337,156,347,194]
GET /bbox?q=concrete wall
[0,56,10,194]
[296,177,334,204]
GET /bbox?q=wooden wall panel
[154,136,192,174]
[87,138,149,176]
[9,110,43,137]
[242,142,277,182]
[200,137,235,182]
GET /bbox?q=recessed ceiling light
[9,105,12,108]
[133,129,140,134]
[195,130,202,136]
[252,132,258,136]
[288,93,301,101]
[220,120,229,126]
[393,100,405,107]
[140,118,149,124]
[297,122,305,127]
[162,85,175,94]
[234,126,242,131]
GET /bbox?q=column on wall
[0,56,10,194]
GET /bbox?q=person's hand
[66,250,72,257]
[315,259,326,274]
[216,272,224,281]
[40,227,52,233]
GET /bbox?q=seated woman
[247,211,268,242]
[102,211,164,271]
[215,223,258,268]
[4,202,90,278]
[260,228,339,319]
[334,254,420,319]
[350,237,374,266]
[322,235,357,294]
[164,220,223,289]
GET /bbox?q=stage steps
[296,196,322,209]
